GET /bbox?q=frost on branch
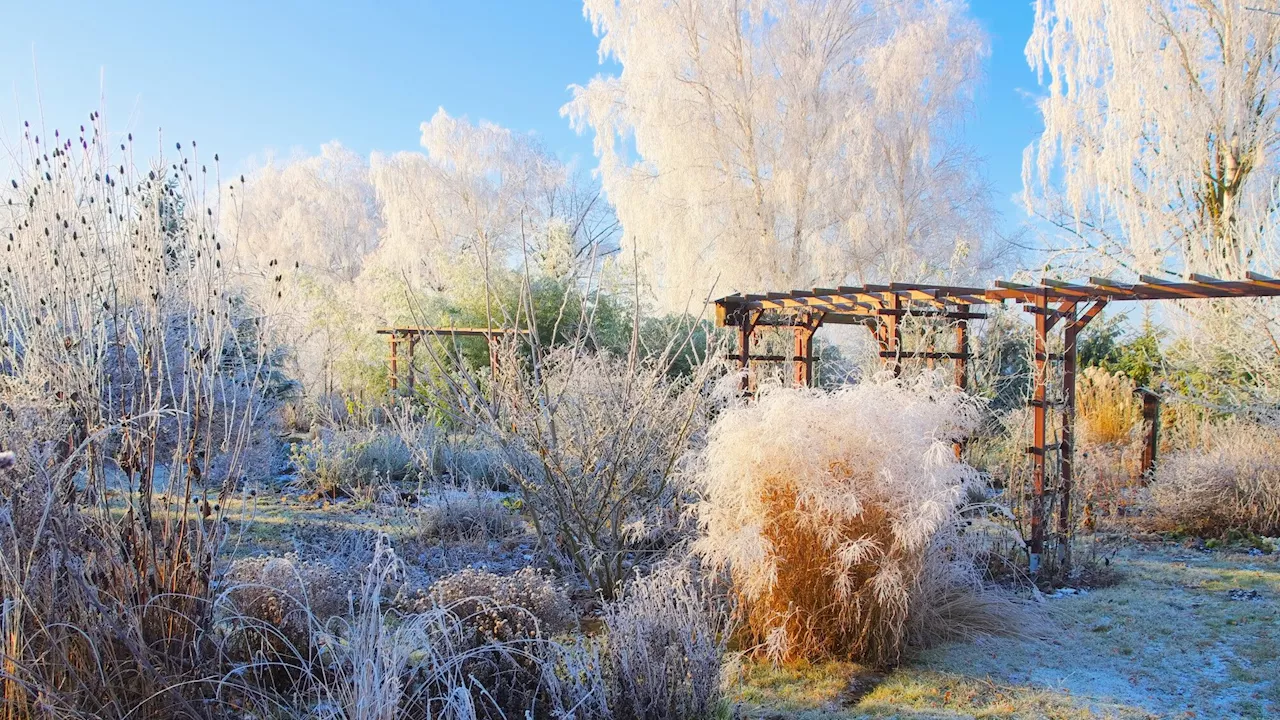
[565,0,993,308]
[1023,0,1280,279]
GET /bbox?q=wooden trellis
[376,326,530,391]
[714,272,1280,573]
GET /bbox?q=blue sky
[1,0,1043,230]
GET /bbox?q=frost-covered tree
[224,142,380,283]
[225,111,619,395]
[365,109,616,293]
[565,0,993,307]
[1023,0,1280,278]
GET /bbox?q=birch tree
[1023,0,1280,279]
[225,142,380,283]
[224,111,619,395]
[365,109,616,293]
[564,0,993,307]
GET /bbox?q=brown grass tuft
[696,376,1024,668]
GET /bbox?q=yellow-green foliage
[1077,367,1142,448]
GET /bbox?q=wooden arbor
[714,272,1280,572]
[377,326,530,391]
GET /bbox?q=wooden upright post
[388,334,399,391]
[885,293,903,377]
[489,335,501,378]
[1142,391,1160,475]
[406,336,416,391]
[738,312,757,393]
[793,314,819,387]
[1030,293,1048,573]
[1058,302,1079,571]
[953,306,971,459]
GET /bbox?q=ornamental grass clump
[1151,420,1280,536]
[601,563,727,720]
[696,374,1010,667]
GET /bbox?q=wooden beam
[1071,299,1108,330]
[876,308,988,320]
[877,351,971,360]
[376,326,531,337]
[1245,271,1280,291]
[1058,303,1079,572]
[388,335,399,391]
[1029,292,1048,573]
[1041,278,1100,297]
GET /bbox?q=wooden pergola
[377,326,530,391]
[714,272,1280,572]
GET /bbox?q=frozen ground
[734,538,1279,719]
[212,484,1277,719]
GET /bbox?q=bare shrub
[695,374,1020,667]
[1150,420,1280,535]
[448,346,715,599]
[601,563,727,720]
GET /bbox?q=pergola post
[1057,303,1079,571]
[1029,293,1048,573]
[791,311,823,388]
[1140,390,1160,478]
[793,325,814,387]
[737,310,760,393]
[406,337,416,391]
[388,334,399,391]
[954,305,969,391]
[886,294,903,377]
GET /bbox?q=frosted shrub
[219,555,360,662]
[602,564,727,720]
[0,115,275,716]
[1151,420,1280,535]
[292,428,420,497]
[436,434,517,489]
[303,537,481,720]
[473,347,712,599]
[696,375,1006,666]
[417,492,521,543]
[426,567,575,643]
[425,568,576,719]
